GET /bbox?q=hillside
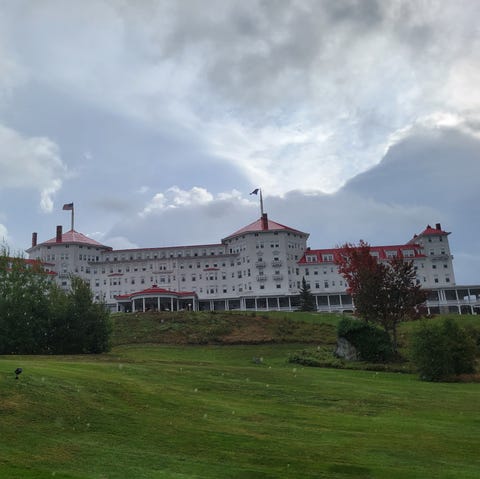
[111,310,339,346]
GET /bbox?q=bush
[50,277,112,354]
[337,317,394,363]
[410,318,477,381]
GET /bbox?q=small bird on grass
[15,368,22,380]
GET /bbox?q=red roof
[116,286,197,301]
[224,215,307,240]
[417,225,450,236]
[408,224,450,244]
[38,229,110,248]
[298,244,425,264]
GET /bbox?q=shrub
[410,318,477,381]
[337,317,394,363]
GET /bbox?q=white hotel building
[27,213,480,315]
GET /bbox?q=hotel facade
[27,214,480,315]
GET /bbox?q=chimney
[32,232,37,248]
[261,213,268,231]
[436,223,442,231]
[56,225,62,243]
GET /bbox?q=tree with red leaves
[335,241,426,353]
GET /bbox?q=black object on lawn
[15,368,22,379]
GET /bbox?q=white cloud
[141,186,250,216]
[0,124,67,212]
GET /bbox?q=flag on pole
[250,189,259,195]
[62,203,74,211]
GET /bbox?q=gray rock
[335,337,359,361]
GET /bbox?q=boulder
[335,337,360,361]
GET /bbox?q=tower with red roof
[26,225,112,297]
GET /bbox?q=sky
[0,0,479,284]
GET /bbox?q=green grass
[1,311,479,478]
[2,342,480,478]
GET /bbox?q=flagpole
[63,203,75,230]
[259,189,264,216]
[249,188,264,217]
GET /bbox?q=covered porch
[115,286,198,313]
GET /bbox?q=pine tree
[299,277,316,311]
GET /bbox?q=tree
[0,247,111,354]
[0,247,53,354]
[299,277,316,311]
[50,276,111,354]
[410,318,477,381]
[335,242,426,353]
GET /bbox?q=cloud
[98,235,139,251]
[141,186,250,215]
[1,1,480,286]
[0,124,67,211]
[4,1,480,196]
[0,20,27,106]
[107,121,480,284]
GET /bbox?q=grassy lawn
[1,341,480,478]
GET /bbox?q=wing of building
[26,216,480,315]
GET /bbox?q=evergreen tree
[299,277,316,311]
[51,276,111,354]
